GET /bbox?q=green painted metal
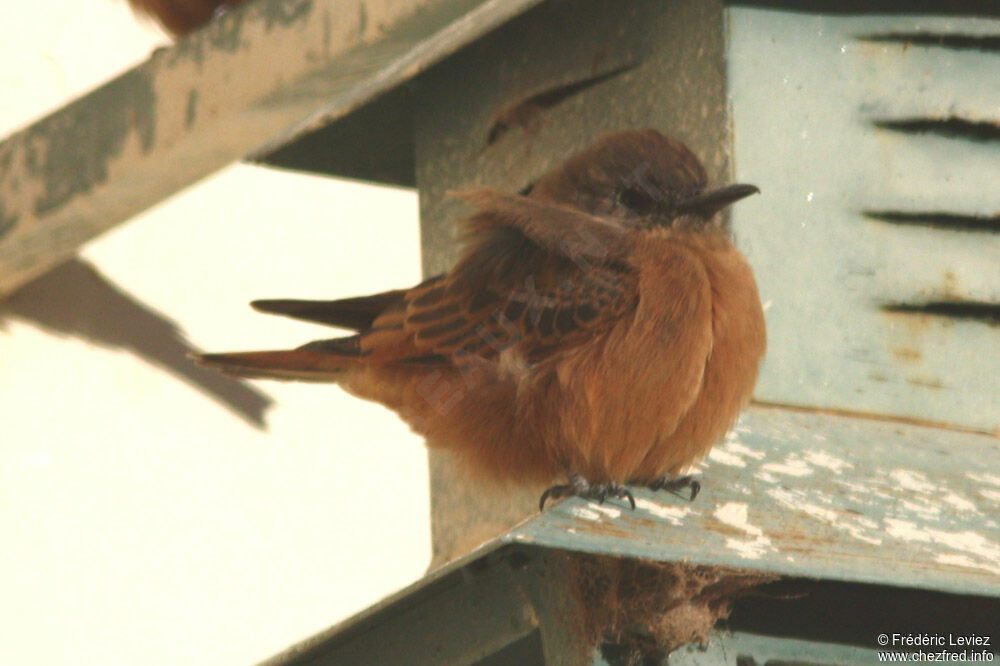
[508,406,1000,598]
[0,0,546,297]
[728,9,1000,433]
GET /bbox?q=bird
[126,0,247,37]
[196,129,766,510]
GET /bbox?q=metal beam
[508,405,1000,598]
[0,0,545,297]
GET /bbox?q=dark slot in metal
[872,117,1000,142]
[864,210,1000,233]
[858,31,1000,52]
[882,301,1000,326]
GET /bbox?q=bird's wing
[250,288,413,331]
[358,190,638,366]
[451,188,630,265]
[198,190,638,376]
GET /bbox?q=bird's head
[529,129,758,231]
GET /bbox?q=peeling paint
[0,201,17,239]
[837,478,894,502]
[760,455,814,477]
[205,9,249,52]
[885,519,1000,575]
[24,69,156,217]
[714,502,761,535]
[899,499,942,520]
[634,498,690,525]
[589,504,623,520]
[935,553,983,570]
[941,492,978,512]
[568,506,601,521]
[802,450,852,473]
[259,0,313,32]
[797,503,839,523]
[844,528,883,547]
[357,1,368,36]
[708,448,746,467]
[725,441,766,460]
[714,502,774,558]
[185,89,199,128]
[890,469,938,493]
[768,487,883,546]
[509,406,999,596]
[967,472,1000,487]
[724,536,772,559]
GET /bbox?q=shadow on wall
[0,258,273,428]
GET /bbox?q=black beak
[676,183,760,217]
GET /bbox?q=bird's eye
[618,186,656,214]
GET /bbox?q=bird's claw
[539,474,636,511]
[647,475,701,501]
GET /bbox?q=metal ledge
[510,406,1000,597]
[0,0,544,297]
[260,405,999,664]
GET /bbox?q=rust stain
[706,520,749,539]
[943,270,961,300]
[893,346,922,363]
[907,376,945,390]
[572,518,638,541]
[882,308,932,330]
[750,401,999,439]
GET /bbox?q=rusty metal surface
[506,405,1000,597]
[0,0,545,297]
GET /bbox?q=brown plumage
[127,0,248,37]
[197,129,766,506]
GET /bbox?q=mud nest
[562,552,777,665]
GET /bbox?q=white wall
[0,3,431,665]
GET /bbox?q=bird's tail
[194,349,353,383]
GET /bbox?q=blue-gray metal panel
[727,10,1000,432]
[505,406,1000,597]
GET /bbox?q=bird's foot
[646,474,701,501]
[539,473,636,511]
